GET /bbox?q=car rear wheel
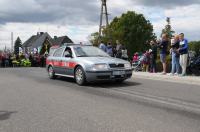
[75,66,86,86]
[48,66,56,79]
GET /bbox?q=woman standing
[170,35,180,75]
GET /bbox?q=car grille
[109,63,124,68]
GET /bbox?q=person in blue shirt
[99,41,107,52]
[106,42,113,57]
[178,33,188,76]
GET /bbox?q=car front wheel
[48,66,56,79]
[75,66,86,86]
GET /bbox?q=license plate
[113,71,125,75]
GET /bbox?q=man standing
[149,40,157,73]
[159,34,169,74]
[99,41,107,52]
[106,42,113,57]
[116,40,122,58]
[121,45,128,60]
[0,52,2,67]
[178,33,188,76]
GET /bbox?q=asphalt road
[0,68,200,132]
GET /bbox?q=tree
[161,17,175,39]
[90,11,155,56]
[188,41,200,56]
[14,37,22,55]
[89,32,100,46]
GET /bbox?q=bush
[189,41,200,56]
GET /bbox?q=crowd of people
[132,33,189,76]
[0,52,47,68]
[99,40,129,60]
[98,33,189,76]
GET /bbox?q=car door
[52,47,65,74]
[59,47,75,76]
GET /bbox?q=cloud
[0,0,200,50]
[0,0,100,25]
[0,22,98,49]
[131,0,200,8]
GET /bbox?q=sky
[0,0,200,49]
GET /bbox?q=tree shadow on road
[0,111,17,121]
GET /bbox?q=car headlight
[91,64,109,71]
[124,63,131,69]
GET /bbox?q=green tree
[188,41,200,56]
[14,37,22,55]
[161,17,175,39]
[90,11,155,56]
[89,32,100,46]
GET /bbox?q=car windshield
[73,46,110,57]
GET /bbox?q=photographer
[158,34,169,75]
[149,40,157,73]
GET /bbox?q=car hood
[76,57,128,64]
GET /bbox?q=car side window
[53,48,64,57]
[63,47,72,58]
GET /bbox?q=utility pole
[11,32,13,52]
[99,0,109,40]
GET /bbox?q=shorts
[160,54,166,63]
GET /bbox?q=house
[52,36,73,46]
[22,32,52,54]
[22,32,73,55]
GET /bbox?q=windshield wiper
[94,55,107,57]
[77,55,88,57]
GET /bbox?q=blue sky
[0,0,200,49]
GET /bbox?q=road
[0,68,200,132]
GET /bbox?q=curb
[132,72,200,86]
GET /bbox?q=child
[142,51,150,72]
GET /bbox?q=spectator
[0,52,2,67]
[121,45,128,60]
[149,40,157,73]
[29,54,34,67]
[116,40,122,58]
[170,35,180,75]
[178,33,188,76]
[159,34,169,75]
[40,55,45,67]
[106,42,113,57]
[4,53,9,67]
[142,51,150,72]
[99,41,107,52]
[132,52,139,63]
[112,46,117,57]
